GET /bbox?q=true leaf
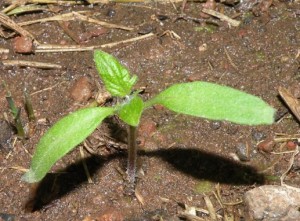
[118,95,144,126]
[22,107,114,183]
[145,81,275,125]
[94,50,137,97]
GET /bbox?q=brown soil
[0,1,300,220]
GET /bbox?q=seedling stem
[127,125,138,184]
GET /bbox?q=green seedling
[22,50,275,184]
[3,81,26,138]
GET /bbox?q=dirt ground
[0,0,300,220]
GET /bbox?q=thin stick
[18,11,90,26]
[30,81,65,96]
[278,87,300,122]
[2,60,62,69]
[201,8,241,27]
[18,11,132,31]
[100,32,155,48]
[79,146,93,184]
[35,44,95,52]
[35,32,155,52]
[127,125,138,184]
[224,47,238,70]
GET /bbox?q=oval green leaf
[118,95,144,126]
[145,81,275,125]
[94,50,137,97]
[22,107,114,183]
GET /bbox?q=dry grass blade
[203,194,217,221]
[280,147,299,188]
[0,12,37,42]
[35,32,155,52]
[224,46,238,70]
[2,60,62,69]
[100,32,155,48]
[18,11,90,26]
[135,189,145,205]
[18,11,132,31]
[79,146,93,184]
[1,3,19,14]
[36,44,95,52]
[72,11,133,31]
[6,4,48,16]
[30,81,66,96]
[278,87,300,122]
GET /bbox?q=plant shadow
[24,153,124,212]
[142,147,264,185]
[25,146,264,211]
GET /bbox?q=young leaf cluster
[22,50,275,183]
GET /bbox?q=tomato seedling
[22,50,275,184]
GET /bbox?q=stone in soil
[13,36,33,54]
[244,185,300,221]
[69,76,93,103]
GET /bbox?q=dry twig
[278,87,300,122]
[0,12,37,42]
[2,60,62,69]
[79,146,93,184]
[35,32,155,52]
[224,46,238,70]
[202,8,241,27]
[31,81,66,96]
[203,194,217,221]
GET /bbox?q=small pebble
[13,36,33,54]
[106,8,116,17]
[198,43,208,52]
[157,14,169,21]
[286,140,297,150]
[210,121,221,130]
[138,25,155,35]
[236,142,250,161]
[69,76,92,102]
[251,130,266,142]
[257,138,275,153]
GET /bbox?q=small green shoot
[22,50,275,185]
[3,81,26,138]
